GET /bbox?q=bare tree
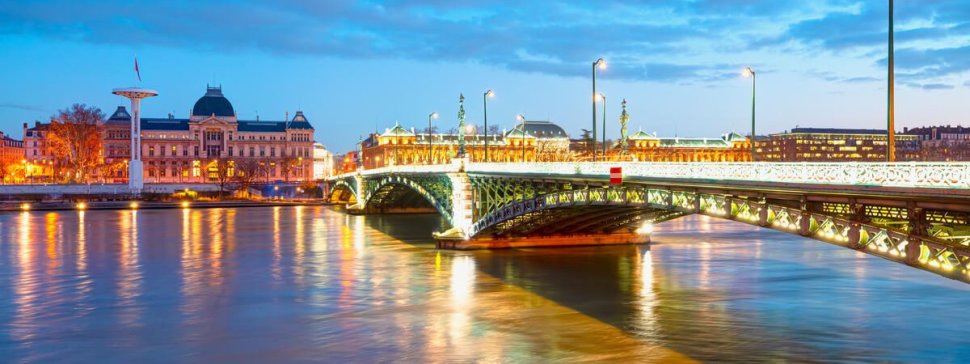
[47,104,105,183]
[211,157,236,198]
[279,153,299,182]
[234,159,261,198]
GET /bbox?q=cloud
[0,0,967,84]
[0,103,48,112]
[965,80,970,88]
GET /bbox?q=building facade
[21,86,315,184]
[312,142,334,180]
[359,120,570,169]
[756,128,920,162]
[0,131,25,183]
[621,130,751,162]
[904,125,970,161]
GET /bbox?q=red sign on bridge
[609,166,622,185]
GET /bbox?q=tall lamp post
[516,114,527,162]
[483,89,495,162]
[592,58,607,161]
[599,93,607,157]
[428,112,438,164]
[743,66,756,161]
[888,0,895,162]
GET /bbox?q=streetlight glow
[428,111,439,164]
[596,58,607,70]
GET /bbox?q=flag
[135,56,142,82]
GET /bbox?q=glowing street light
[592,58,607,161]
[742,66,756,161]
[483,89,495,162]
[428,112,439,164]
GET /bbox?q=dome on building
[507,120,568,139]
[192,86,235,117]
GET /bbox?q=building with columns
[359,120,570,169]
[100,86,315,183]
[0,131,25,183]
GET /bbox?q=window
[228,147,233,156]
[250,147,255,157]
[171,145,177,156]
[270,147,276,157]
[149,146,155,157]
[194,146,200,156]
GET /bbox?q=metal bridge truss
[466,175,970,280]
[359,174,455,224]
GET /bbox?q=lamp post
[483,89,494,162]
[516,114,527,162]
[21,159,27,184]
[743,66,756,161]
[428,112,438,164]
[599,93,607,157]
[888,0,895,162]
[592,58,607,161]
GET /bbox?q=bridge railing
[329,161,970,190]
[467,162,970,189]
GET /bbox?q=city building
[22,121,55,182]
[904,125,970,161]
[312,142,334,180]
[0,131,25,183]
[359,120,570,169]
[104,86,316,183]
[622,130,751,162]
[756,128,919,162]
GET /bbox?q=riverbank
[0,199,324,213]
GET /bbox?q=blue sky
[1,0,969,153]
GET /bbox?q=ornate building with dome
[357,119,571,169]
[26,85,315,183]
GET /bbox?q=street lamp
[743,66,756,161]
[516,114,527,162]
[592,58,607,161]
[483,89,495,162]
[21,159,27,184]
[598,93,607,157]
[428,112,438,164]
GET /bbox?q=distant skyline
[1,0,969,153]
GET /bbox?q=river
[0,206,967,362]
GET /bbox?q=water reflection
[1,209,969,362]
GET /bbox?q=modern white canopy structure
[111,87,158,194]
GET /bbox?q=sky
[1,0,969,153]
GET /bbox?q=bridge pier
[435,232,649,250]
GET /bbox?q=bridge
[328,159,970,282]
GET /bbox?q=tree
[211,157,236,198]
[47,104,105,183]
[234,159,261,197]
[279,153,299,182]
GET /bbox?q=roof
[238,120,287,132]
[788,128,888,135]
[106,106,132,127]
[510,120,568,139]
[287,110,313,129]
[381,123,415,137]
[192,86,235,117]
[723,132,747,142]
[657,137,732,148]
[142,118,190,131]
[629,129,657,140]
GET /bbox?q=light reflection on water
[0,207,968,362]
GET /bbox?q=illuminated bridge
[328,160,970,282]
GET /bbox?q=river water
[0,206,967,362]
